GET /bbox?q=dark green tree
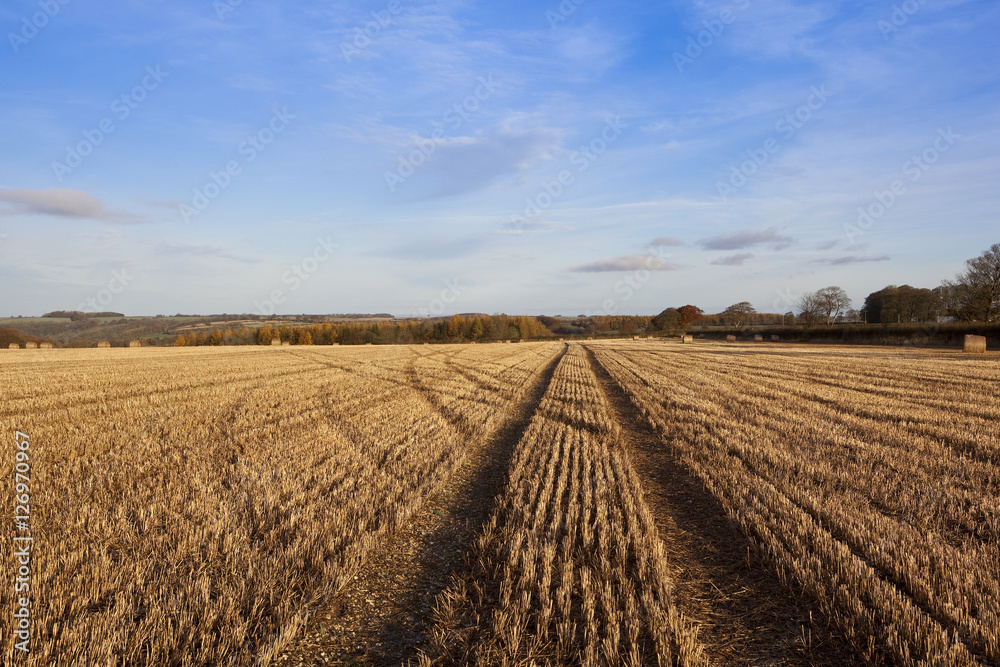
[650,307,681,332]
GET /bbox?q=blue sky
[1,0,997,317]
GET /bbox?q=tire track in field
[278,344,566,667]
[583,345,862,666]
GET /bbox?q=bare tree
[814,286,852,325]
[722,301,757,327]
[940,243,1000,322]
[797,292,824,326]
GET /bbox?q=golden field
[2,341,998,666]
[588,341,999,666]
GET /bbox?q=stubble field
[1,341,998,666]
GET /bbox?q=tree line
[173,314,558,347]
[697,242,1000,328]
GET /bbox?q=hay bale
[771,335,780,342]
[97,341,111,348]
[270,338,281,346]
[726,335,736,342]
[280,341,291,346]
[682,335,693,344]
[964,334,987,354]
[129,340,142,348]
[754,335,763,342]
[8,343,19,349]
[25,342,37,349]
[39,342,54,349]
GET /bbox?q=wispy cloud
[497,219,568,234]
[648,236,684,247]
[570,254,677,272]
[711,252,754,266]
[818,239,870,251]
[699,226,794,251]
[390,118,565,198]
[0,188,134,222]
[552,24,629,80]
[154,241,260,264]
[722,0,835,60]
[373,235,485,261]
[813,255,891,265]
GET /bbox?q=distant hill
[43,310,124,319]
[0,313,401,346]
